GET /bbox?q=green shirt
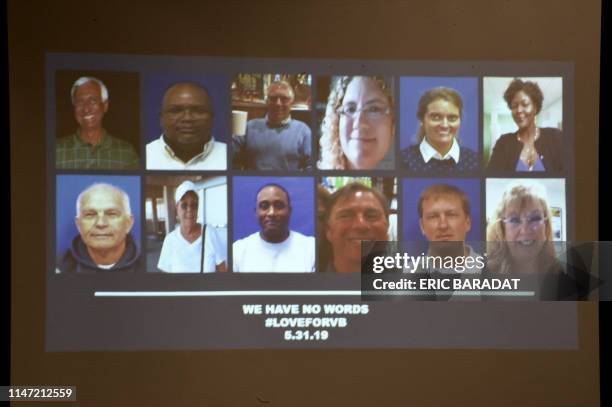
[56,129,140,170]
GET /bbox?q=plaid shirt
[56,129,140,170]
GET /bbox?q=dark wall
[9,0,601,405]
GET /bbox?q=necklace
[518,128,539,169]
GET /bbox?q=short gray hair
[76,183,131,217]
[71,77,109,104]
[267,80,295,100]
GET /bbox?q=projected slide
[46,54,576,350]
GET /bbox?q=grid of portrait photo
[49,58,569,276]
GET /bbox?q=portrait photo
[231,73,313,171]
[54,70,141,170]
[486,178,566,241]
[483,77,563,173]
[319,176,397,272]
[142,73,230,170]
[399,76,479,174]
[316,75,396,171]
[55,174,141,273]
[232,176,315,272]
[145,175,228,273]
[402,177,481,242]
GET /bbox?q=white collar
[96,263,116,269]
[419,138,460,163]
[160,134,215,166]
[265,114,292,127]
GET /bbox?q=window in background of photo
[144,176,226,238]
[231,73,312,123]
[204,181,228,227]
[483,77,563,164]
[144,176,227,272]
[485,178,566,241]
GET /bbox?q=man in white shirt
[233,183,315,272]
[146,82,227,170]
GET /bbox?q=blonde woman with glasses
[485,181,580,299]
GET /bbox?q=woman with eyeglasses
[401,87,478,173]
[318,76,395,170]
[485,181,580,299]
[157,180,227,273]
[487,78,563,172]
[486,181,554,272]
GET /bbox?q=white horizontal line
[95,291,363,297]
[94,290,535,297]
[363,291,535,296]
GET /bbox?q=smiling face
[338,77,393,169]
[177,191,198,228]
[73,81,108,132]
[326,191,389,266]
[76,187,134,252]
[419,193,471,242]
[502,199,547,263]
[161,83,214,148]
[510,90,537,130]
[267,83,294,126]
[421,98,461,153]
[256,186,291,242]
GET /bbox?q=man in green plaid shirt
[56,77,139,170]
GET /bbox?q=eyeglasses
[501,214,546,230]
[268,95,293,104]
[337,104,391,121]
[162,105,212,118]
[179,202,198,211]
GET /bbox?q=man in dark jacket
[57,183,141,273]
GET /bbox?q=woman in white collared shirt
[401,87,478,173]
